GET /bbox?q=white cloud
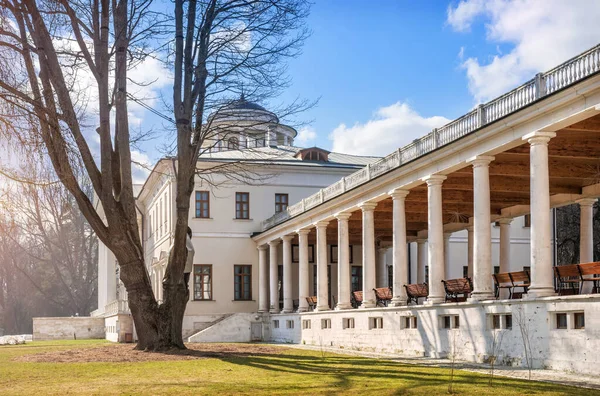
[329,102,450,157]
[447,0,600,103]
[131,150,152,184]
[295,127,317,147]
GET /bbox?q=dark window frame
[235,192,250,219]
[234,264,252,301]
[329,245,353,264]
[193,264,213,301]
[275,193,289,213]
[227,137,239,150]
[195,191,210,218]
[556,313,568,329]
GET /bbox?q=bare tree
[0,0,310,350]
[487,329,505,386]
[0,166,97,317]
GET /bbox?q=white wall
[33,317,105,341]
[271,295,600,376]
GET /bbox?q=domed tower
[204,94,297,152]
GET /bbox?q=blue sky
[129,0,600,175]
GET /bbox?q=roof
[198,145,380,168]
[209,94,280,123]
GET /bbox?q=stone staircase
[186,313,255,343]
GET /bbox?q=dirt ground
[15,343,285,363]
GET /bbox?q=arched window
[227,137,239,150]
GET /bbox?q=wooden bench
[493,270,530,299]
[373,287,393,307]
[442,277,473,302]
[305,296,317,311]
[351,290,363,308]
[555,262,600,295]
[404,283,428,304]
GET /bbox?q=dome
[210,94,279,123]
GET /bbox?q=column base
[282,308,294,313]
[525,287,556,299]
[359,300,376,309]
[424,296,445,305]
[468,292,494,302]
[390,297,407,307]
[315,305,330,312]
[335,303,353,310]
[297,306,308,313]
[269,309,280,314]
[258,308,269,313]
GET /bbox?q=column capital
[467,155,495,167]
[377,247,389,253]
[358,201,378,211]
[576,198,597,207]
[422,174,447,186]
[497,218,513,225]
[416,238,427,244]
[281,235,294,242]
[443,232,452,240]
[257,244,268,251]
[334,211,353,221]
[268,240,280,247]
[522,131,556,145]
[388,188,410,199]
[313,220,330,228]
[295,228,311,236]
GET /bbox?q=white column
[281,235,294,313]
[359,202,378,308]
[523,131,556,298]
[498,218,512,299]
[423,175,447,304]
[578,198,596,294]
[467,223,474,278]
[498,219,512,273]
[444,233,452,279]
[335,212,353,310]
[377,247,388,287]
[296,229,311,312]
[258,245,269,312]
[390,189,410,306]
[417,238,427,284]
[469,155,495,301]
[314,220,330,311]
[578,198,596,263]
[268,240,280,313]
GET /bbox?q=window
[235,192,250,219]
[388,266,393,289]
[286,320,295,329]
[574,312,585,329]
[369,317,384,329]
[234,265,252,300]
[302,319,311,329]
[256,138,265,147]
[505,314,513,330]
[193,265,212,300]
[351,266,362,292]
[227,137,239,150]
[441,315,460,329]
[321,319,331,329]
[343,318,355,329]
[425,265,429,284]
[195,191,210,218]
[556,313,568,329]
[292,244,315,263]
[273,320,279,329]
[493,315,501,330]
[524,214,531,228]
[463,266,469,278]
[403,316,418,329]
[330,245,353,263]
[275,193,289,213]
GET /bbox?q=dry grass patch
[15,342,282,363]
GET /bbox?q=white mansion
[85,44,600,376]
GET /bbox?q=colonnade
[257,131,597,312]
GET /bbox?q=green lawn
[0,340,595,395]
